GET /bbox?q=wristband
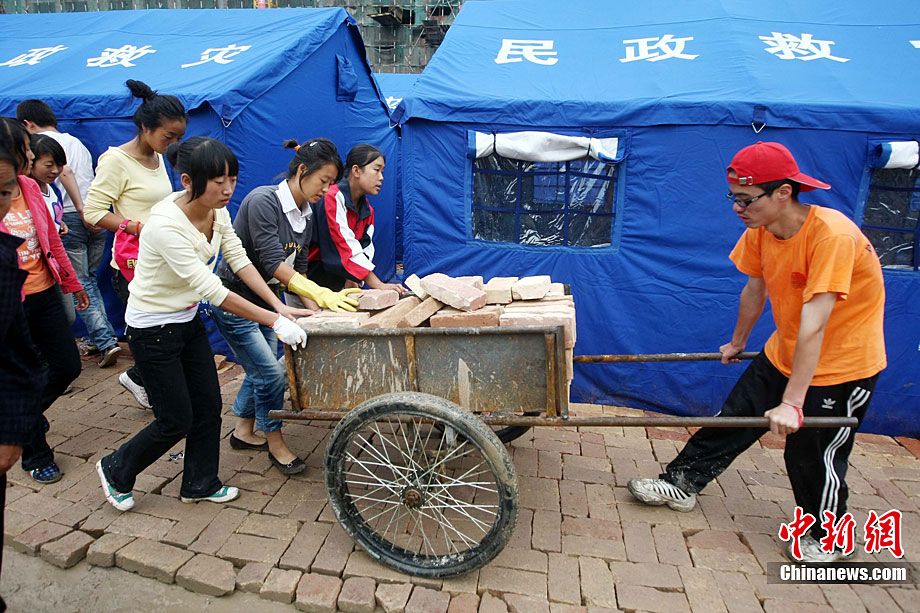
[782,401,803,428]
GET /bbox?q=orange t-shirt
[2,192,54,296]
[730,205,886,386]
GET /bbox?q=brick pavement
[4,354,919,612]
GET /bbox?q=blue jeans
[61,212,117,351]
[211,306,285,433]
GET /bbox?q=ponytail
[284,138,343,185]
[126,79,187,133]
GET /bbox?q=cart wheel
[435,410,538,445]
[324,392,518,578]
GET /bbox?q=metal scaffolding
[2,0,474,73]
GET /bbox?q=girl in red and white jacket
[309,144,405,294]
[0,117,88,485]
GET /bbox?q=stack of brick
[293,274,575,382]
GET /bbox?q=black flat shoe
[269,452,307,475]
[229,433,268,451]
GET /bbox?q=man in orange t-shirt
[628,142,886,564]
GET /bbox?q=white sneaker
[627,477,697,512]
[788,534,857,564]
[119,371,151,409]
[96,460,134,511]
[181,485,240,504]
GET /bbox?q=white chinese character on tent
[912,40,920,49]
[620,35,698,63]
[0,45,68,67]
[759,32,849,63]
[385,96,402,111]
[494,39,558,65]
[86,45,157,68]
[181,44,252,68]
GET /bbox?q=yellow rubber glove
[287,273,361,312]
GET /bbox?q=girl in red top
[309,144,405,294]
[0,117,88,485]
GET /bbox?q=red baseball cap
[727,141,830,192]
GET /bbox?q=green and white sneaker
[627,477,697,512]
[96,459,134,511]
[181,485,240,504]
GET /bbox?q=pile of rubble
[296,273,576,382]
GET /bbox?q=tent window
[861,167,920,271]
[472,155,617,247]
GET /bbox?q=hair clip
[309,141,318,147]
[294,144,301,152]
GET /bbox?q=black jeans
[101,317,223,498]
[21,285,81,471]
[111,269,144,387]
[664,352,879,539]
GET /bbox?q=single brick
[40,530,94,569]
[455,275,484,289]
[504,593,550,613]
[419,273,487,311]
[511,276,551,300]
[477,592,508,613]
[295,572,342,613]
[405,586,451,613]
[376,581,413,613]
[547,553,580,605]
[12,520,72,555]
[429,305,503,328]
[357,289,400,311]
[499,311,575,348]
[217,533,292,567]
[86,533,135,567]
[361,296,422,329]
[547,282,565,297]
[338,576,376,613]
[617,584,690,613]
[280,521,332,572]
[176,554,236,597]
[115,538,195,584]
[298,313,370,330]
[261,568,303,603]
[237,561,273,592]
[404,274,429,299]
[484,276,518,304]
[578,556,616,608]
[478,567,546,598]
[446,592,479,613]
[398,296,445,327]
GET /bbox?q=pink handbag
[114,220,140,281]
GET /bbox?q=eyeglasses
[726,190,771,208]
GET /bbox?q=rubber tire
[324,391,518,578]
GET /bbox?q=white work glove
[272,314,307,348]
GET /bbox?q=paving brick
[399,296,444,327]
[547,553,580,605]
[376,581,414,613]
[651,523,691,566]
[86,533,134,567]
[538,450,562,480]
[344,550,407,583]
[11,520,72,554]
[446,592,479,613]
[511,276,551,300]
[281,520,333,571]
[678,567,727,613]
[217,533,292,566]
[429,305,503,328]
[686,529,752,553]
[617,585,690,613]
[611,561,683,589]
[560,534,626,561]
[404,274,429,300]
[8,492,74,521]
[690,547,762,574]
[189,507,248,555]
[237,561,273,592]
[405,586,451,613]
[492,547,547,573]
[477,592,508,613]
[519,477,560,512]
[3,509,41,544]
[115,537,195,584]
[295,572,343,613]
[40,529,94,568]
[562,517,620,541]
[362,296,423,328]
[532,509,561,552]
[107,511,175,540]
[439,569,478,595]
[577,556,616,608]
[310,522,355,575]
[503,594,549,613]
[337,576,376,613]
[49,501,94,529]
[260,567,303,603]
[176,553,236,597]
[357,289,400,310]
[820,584,869,612]
[484,277,518,304]
[237,512,300,542]
[886,587,919,613]
[747,572,828,604]
[506,507,532,550]
[478,566,546,598]
[420,273,487,311]
[622,521,657,563]
[559,480,588,517]
[712,571,764,613]
[226,470,286,496]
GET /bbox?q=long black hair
[29,133,67,168]
[282,138,343,190]
[0,116,31,174]
[345,144,385,177]
[165,137,238,201]
[126,79,187,134]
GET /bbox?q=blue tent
[392,0,920,436]
[0,8,399,355]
